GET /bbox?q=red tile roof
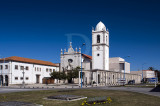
[0,56,58,67]
[82,54,92,60]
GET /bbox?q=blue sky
[0,0,160,71]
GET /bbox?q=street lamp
[81,43,85,88]
[21,66,25,87]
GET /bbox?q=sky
[0,0,160,71]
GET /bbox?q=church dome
[95,21,106,31]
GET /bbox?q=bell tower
[92,21,109,70]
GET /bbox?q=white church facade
[60,21,141,86]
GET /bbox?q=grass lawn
[0,89,159,106]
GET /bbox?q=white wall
[0,61,59,85]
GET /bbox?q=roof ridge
[0,56,58,67]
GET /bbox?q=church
[60,21,141,86]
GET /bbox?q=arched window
[97,35,100,43]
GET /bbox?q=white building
[109,57,130,73]
[131,70,155,81]
[0,56,59,85]
[60,21,141,85]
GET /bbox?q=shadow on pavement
[150,85,160,92]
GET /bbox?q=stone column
[105,72,106,86]
[79,71,81,86]
[96,71,98,86]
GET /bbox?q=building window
[35,67,36,71]
[53,69,55,72]
[97,35,100,43]
[37,68,39,71]
[15,77,18,80]
[20,66,24,70]
[97,54,100,56]
[26,77,29,80]
[15,65,18,70]
[120,63,124,70]
[0,65,3,70]
[26,66,29,70]
[50,69,52,72]
[40,68,41,72]
[5,65,8,69]
[46,68,48,72]
[20,77,23,80]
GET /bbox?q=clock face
[68,59,73,63]
[96,46,100,50]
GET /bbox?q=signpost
[118,78,126,85]
[148,78,158,87]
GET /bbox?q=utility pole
[81,43,85,88]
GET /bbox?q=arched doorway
[0,75,3,86]
[5,75,8,86]
[98,74,100,84]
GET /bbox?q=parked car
[128,80,135,85]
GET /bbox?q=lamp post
[22,66,25,87]
[81,43,85,88]
[123,56,130,86]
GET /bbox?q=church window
[97,35,100,43]
[68,59,73,63]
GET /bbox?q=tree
[148,67,155,71]
[50,71,59,79]
[60,71,67,83]
[67,67,80,83]
[50,71,61,84]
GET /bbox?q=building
[131,70,155,82]
[0,56,59,85]
[60,21,141,86]
[109,57,130,73]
